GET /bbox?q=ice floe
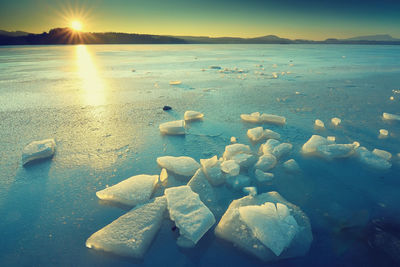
[254,169,274,182]
[159,120,185,135]
[356,147,392,170]
[157,156,200,178]
[255,154,277,171]
[383,112,400,121]
[331,117,341,126]
[184,110,204,121]
[22,139,56,165]
[247,127,280,142]
[223,143,252,160]
[372,148,392,161]
[243,186,257,196]
[241,112,286,125]
[260,139,292,159]
[283,159,300,173]
[314,119,325,129]
[215,192,312,262]
[86,196,167,258]
[220,160,240,176]
[200,155,224,185]
[165,186,215,244]
[169,80,182,85]
[96,174,158,206]
[379,129,389,138]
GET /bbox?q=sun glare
[71,20,83,31]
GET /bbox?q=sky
[0,0,399,40]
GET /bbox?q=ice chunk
[86,196,167,258]
[239,202,299,256]
[187,169,218,215]
[331,117,341,126]
[271,143,293,158]
[184,110,204,121]
[316,144,355,159]
[241,112,261,123]
[260,113,286,125]
[259,139,280,155]
[379,129,389,138]
[200,155,224,185]
[223,143,251,160]
[231,153,257,168]
[159,168,168,184]
[157,156,200,178]
[283,159,300,173]
[327,136,336,142]
[215,192,313,262]
[230,136,237,143]
[247,127,265,142]
[356,147,391,170]
[243,187,257,196]
[169,80,182,85]
[22,139,56,165]
[96,174,158,206]
[301,135,332,155]
[264,129,281,140]
[383,112,400,121]
[255,154,277,171]
[159,120,185,135]
[314,119,325,129]
[221,160,240,176]
[254,169,274,182]
[226,175,251,190]
[372,149,392,161]
[165,186,215,244]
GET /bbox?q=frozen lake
[0,44,400,266]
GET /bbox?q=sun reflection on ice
[75,45,106,106]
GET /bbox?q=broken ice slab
[314,119,325,129]
[327,136,336,142]
[247,127,280,142]
[255,154,277,171]
[264,129,281,140]
[372,148,392,161]
[241,112,286,125]
[379,129,389,138]
[184,110,204,121]
[226,175,251,191]
[283,159,300,173]
[239,202,299,256]
[331,117,341,126]
[221,160,240,176]
[215,191,312,262]
[230,136,237,143]
[383,112,400,121]
[159,168,168,184]
[159,120,185,135]
[301,135,333,156]
[187,169,219,216]
[157,156,200,178]
[169,80,182,85]
[316,144,356,159]
[222,143,252,160]
[254,169,274,182]
[259,139,292,159]
[200,155,225,185]
[356,147,392,170]
[22,138,56,165]
[243,186,257,197]
[96,174,159,206]
[86,196,167,258]
[165,186,216,244]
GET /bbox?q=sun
[71,20,83,31]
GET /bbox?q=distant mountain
[343,34,400,41]
[0,28,399,45]
[0,30,30,37]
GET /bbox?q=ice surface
[159,120,185,135]
[314,119,325,129]
[165,186,215,244]
[331,117,341,126]
[157,156,200,178]
[221,160,240,176]
[254,169,274,182]
[356,147,392,170]
[226,175,251,190]
[255,154,277,171]
[187,169,219,215]
[215,192,313,262]
[200,155,225,185]
[383,112,400,121]
[238,202,299,256]
[247,127,265,142]
[22,139,56,165]
[283,159,300,173]
[184,110,204,121]
[86,196,167,258]
[96,174,158,206]
[372,148,392,161]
